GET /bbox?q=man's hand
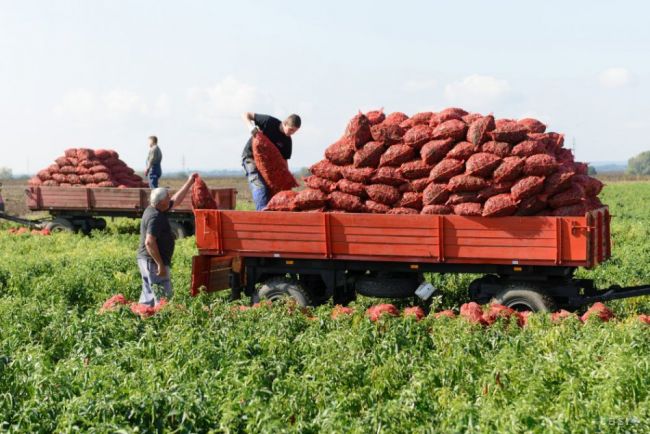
[171,172,200,205]
[156,263,168,278]
[144,169,149,177]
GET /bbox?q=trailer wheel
[258,277,313,307]
[93,218,107,231]
[170,221,187,239]
[491,286,557,312]
[45,218,75,233]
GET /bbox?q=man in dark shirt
[144,135,163,188]
[136,173,197,306]
[241,112,301,210]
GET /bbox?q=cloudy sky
[1,0,649,174]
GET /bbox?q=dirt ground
[0,177,250,216]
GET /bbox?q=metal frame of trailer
[0,186,237,237]
[187,207,650,311]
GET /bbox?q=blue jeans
[242,158,269,211]
[149,164,162,188]
[137,258,172,306]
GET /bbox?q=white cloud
[53,89,171,121]
[102,89,148,117]
[599,67,633,88]
[444,74,512,108]
[151,93,172,117]
[188,76,266,127]
[403,79,437,92]
[53,88,97,120]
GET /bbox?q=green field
[1,183,649,432]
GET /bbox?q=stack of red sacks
[266,108,604,216]
[28,148,148,189]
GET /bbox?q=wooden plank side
[444,236,557,248]
[445,245,557,261]
[220,211,323,226]
[222,230,325,242]
[330,234,439,245]
[444,215,558,231]
[203,211,592,267]
[330,213,439,229]
[28,186,235,212]
[223,238,326,255]
[332,226,438,237]
[222,222,321,235]
[332,242,438,258]
[445,229,556,239]
[329,213,439,259]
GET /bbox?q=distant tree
[627,151,650,175]
[587,166,597,175]
[0,167,12,180]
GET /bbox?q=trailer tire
[258,277,313,307]
[46,218,75,233]
[355,273,420,298]
[491,285,556,312]
[93,218,107,230]
[170,221,187,239]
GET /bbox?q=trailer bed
[194,208,610,268]
[26,186,236,214]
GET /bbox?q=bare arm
[170,173,198,207]
[145,233,167,277]
[242,112,255,126]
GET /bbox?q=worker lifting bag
[252,132,298,195]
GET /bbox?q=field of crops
[1,182,649,432]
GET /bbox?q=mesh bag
[253,132,299,194]
[353,141,385,168]
[328,191,365,212]
[446,142,479,161]
[429,159,464,182]
[371,167,407,186]
[191,176,218,209]
[466,115,495,145]
[483,194,518,217]
[511,176,546,201]
[481,141,511,158]
[423,183,450,205]
[421,204,452,215]
[337,178,367,197]
[420,138,455,165]
[432,119,468,141]
[265,190,298,211]
[365,184,401,205]
[379,144,414,167]
[294,188,328,210]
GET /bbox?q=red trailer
[21,186,237,237]
[190,207,650,311]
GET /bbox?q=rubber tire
[491,286,557,313]
[93,218,107,230]
[169,221,187,239]
[258,277,313,307]
[45,218,76,233]
[355,274,420,298]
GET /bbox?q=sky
[1,0,649,174]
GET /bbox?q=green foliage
[627,151,650,175]
[0,183,650,432]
